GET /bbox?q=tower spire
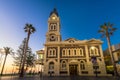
[49,8,59,17]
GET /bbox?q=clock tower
[46,8,61,42]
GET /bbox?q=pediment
[87,38,103,43]
[64,38,78,43]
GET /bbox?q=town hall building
[38,8,107,76]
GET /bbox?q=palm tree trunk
[19,55,23,74]
[106,36,118,76]
[1,54,7,76]
[19,40,25,74]
[19,33,30,77]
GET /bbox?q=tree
[25,49,36,71]
[98,22,117,76]
[1,47,13,76]
[13,40,36,74]
[20,23,36,77]
[13,38,26,74]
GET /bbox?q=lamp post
[91,46,98,77]
[91,56,98,77]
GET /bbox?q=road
[0,75,120,80]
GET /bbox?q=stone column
[99,45,106,74]
[85,45,93,75]
[43,46,48,76]
[55,46,60,76]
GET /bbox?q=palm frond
[98,22,117,38]
[24,23,36,34]
[3,47,13,55]
[98,29,104,33]
[111,27,117,32]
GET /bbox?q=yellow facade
[42,8,107,76]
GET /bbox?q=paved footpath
[0,75,120,80]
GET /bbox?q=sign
[91,56,97,65]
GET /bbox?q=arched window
[74,50,76,55]
[62,49,65,56]
[69,49,71,56]
[90,49,94,55]
[48,48,56,57]
[49,62,54,70]
[61,61,67,70]
[80,61,85,70]
[50,24,53,31]
[53,49,56,56]
[53,24,56,30]
[50,23,57,31]
[90,47,99,56]
[95,49,97,55]
[48,49,52,56]
[79,48,83,56]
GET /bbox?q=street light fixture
[91,56,98,77]
[91,46,98,77]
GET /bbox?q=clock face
[50,35,56,41]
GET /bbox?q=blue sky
[0,0,120,53]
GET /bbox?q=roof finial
[49,8,59,17]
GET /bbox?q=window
[49,62,54,70]
[53,24,56,30]
[79,48,83,56]
[90,49,94,56]
[49,49,52,56]
[62,49,65,56]
[80,61,85,70]
[69,50,71,56]
[50,23,57,31]
[48,48,56,57]
[53,49,55,55]
[74,50,76,55]
[95,49,97,55]
[90,47,99,56]
[61,61,67,70]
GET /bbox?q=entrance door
[69,64,78,75]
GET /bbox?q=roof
[64,38,78,41]
[49,8,59,17]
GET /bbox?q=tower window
[49,23,57,31]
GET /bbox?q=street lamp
[91,46,98,77]
[91,56,98,77]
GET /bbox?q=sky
[0,0,120,73]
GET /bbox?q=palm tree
[98,22,117,76]
[1,47,13,76]
[20,23,36,77]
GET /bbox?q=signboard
[91,56,97,64]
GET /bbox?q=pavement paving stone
[0,75,120,80]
